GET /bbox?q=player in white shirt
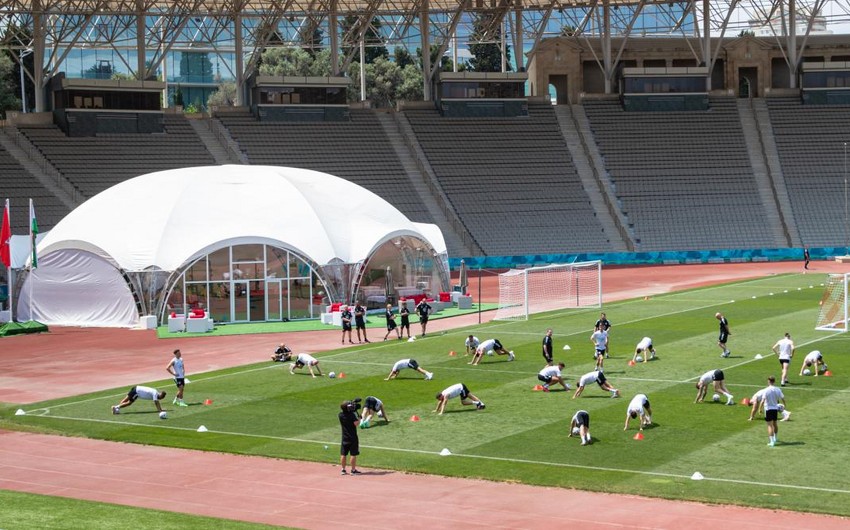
[464,335,480,356]
[569,410,592,446]
[289,352,323,377]
[694,369,734,405]
[572,370,620,399]
[749,376,785,446]
[537,362,571,392]
[385,358,433,380]
[632,337,656,364]
[112,385,166,414]
[469,338,514,365]
[165,349,188,406]
[433,383,485,414]
[771,332,795,386]
[624,393,652,431]
[590,328,608,370]
[799,350,827,376]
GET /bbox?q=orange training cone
[824,370,832,377]
[628,360,636,367]
[409,415,420,422]
[741,397,750,406]
[533,384,544,391]
[338,372,346,378]
[633,432,644,440]
[204,399,213,405]
[449,351,456,357]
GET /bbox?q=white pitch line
[28,413,850,496]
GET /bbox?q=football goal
[816,273,849,332]
[494,261,602,321]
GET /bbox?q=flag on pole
[29,198,38,269]
[0,199,11,268]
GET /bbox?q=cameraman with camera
[338,398,362,475]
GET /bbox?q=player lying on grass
[537,362,571,392]
[434,383,485,414]
[468,338,514,365]
[573,370,620,399]
[624,393,652,431]
[694,369,734,405]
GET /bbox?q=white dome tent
[17,165,449,327]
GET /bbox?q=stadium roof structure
[2,0,848,107]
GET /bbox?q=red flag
[0,199,11,268]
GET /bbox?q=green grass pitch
[6,272,850,516]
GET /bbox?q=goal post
[494,261,602,321]
[816,273,849,332]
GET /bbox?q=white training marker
[730,300,735,303]
[197,425,208,433]
[563,345,571,350]
[783,290,788,293]
[752,296,757,299]
[769,292,774,296]
[797,288,802,291]
[439,448,452,456]
[691,471,705,481]
[15,409,26,416]
[755,354,763,360]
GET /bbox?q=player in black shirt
[542,329,554,366]
[353,302,369,343]
[416,299,433,337]
[383,304,401,341]
[340,305,354,344]
[594,312,611,358]
[716,312,731,358]
[338,400,361,475]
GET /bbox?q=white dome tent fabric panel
[17,249,137,327]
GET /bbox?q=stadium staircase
[736,99,797,247]
[403,103,613,256]
[764,97,849,247]
[216,109,435,228]
[187,117,242,165]
[583,97,776,251]
[554,104,633,251]
[16,114,216,199]
[376,111,479,257]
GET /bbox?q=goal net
[494,261,602,321]
[816,273,849,332]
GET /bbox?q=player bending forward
[288,352,323,378]
[573,370,620,399]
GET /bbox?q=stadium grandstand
[2,0,850,257]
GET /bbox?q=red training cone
[532,384,543,391]
[204,399,213,405]
[338,372,346,378]
[740,397,750,406]
[409,415,420,422]
[628,360,636,367]
[633,432,644,440]
[449,351,456,357]
[824,370,832,377]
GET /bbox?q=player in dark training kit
[716,312,731,358]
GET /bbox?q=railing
[393,112,483,256]
[208,117,249,164]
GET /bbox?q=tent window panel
[166,283,184,313]
[185,282,208,310]
[185,256,208,282]
[266,247,288,280]
[231,244,264,264]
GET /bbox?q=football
[803,368,812,376]
[572,427,580,435]
[159,411,167,419]
[486,349,494,356]
[712,394,720,402]
[328,372,336,378]
[635,355,643,363]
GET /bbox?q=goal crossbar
[494,261,601,321]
